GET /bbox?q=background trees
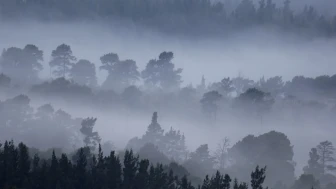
[200,91,222,119]
[142,52,182,91]
[70,59,97,88]
[2,0,335,37]
[49,44,76,78]
[100,53,139,91]
[0,45,43,83]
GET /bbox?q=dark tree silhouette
[49,44,76,78]
[80,117,101,151]
[142,51,182,90]
[251,166,267,189]
[100,53,139,91]
[316,141,336,174]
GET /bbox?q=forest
[0,0,336,37]
[1,0,336,189]
[0,42,335,189]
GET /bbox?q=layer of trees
[1,0,336,36]
[0,140,269,189]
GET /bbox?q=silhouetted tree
[100,53,139,91]
[316,141,336,174]
[142,51,182,90]
[251,166,267,189]
[303,148,324,179]
[49,44,76,78]
[142,112,164,148]
[80,118,101,151]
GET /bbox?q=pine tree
[251,166,267,189]
[49,44,76,78]
[75,148,88,189]
[123,150,139,189]
[201,175,210,189]
[135,159,149,189]
[316,141,336,174]
[106,151,122,189]
[17,143,30,188]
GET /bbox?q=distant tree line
[0,0,336,36]
[2,43,336,122]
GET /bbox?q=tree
[235,88,274,123]
[251,166,267,189]
[316,141,336,174]
[74,148,88,189]
[214,137,230,170]
[80,118,101,152]
[187,144,215,177]
[142,51,182,90]
[291,174,320,189]
[106,151,122,189]
[123,150,139,189]
[142,112,164,148]
[0,45,43,83]
[70,59,97,88]
[49,44,76,78]
[258,76,284,96]
[23,44,43,80]
[135,159,149,189]
[163,127,188,163]
[17,143,30,188]
[100,53,139,91]
[209,77,234,98]
[200,91,222,119]
[303,148,323,178]
[228,131,295,187]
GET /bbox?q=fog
[1,18,336,188]
[1,21,336,86]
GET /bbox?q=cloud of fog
[1,21,336,87]
[2,20,336,177]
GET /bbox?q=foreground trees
[0,141,268,189]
